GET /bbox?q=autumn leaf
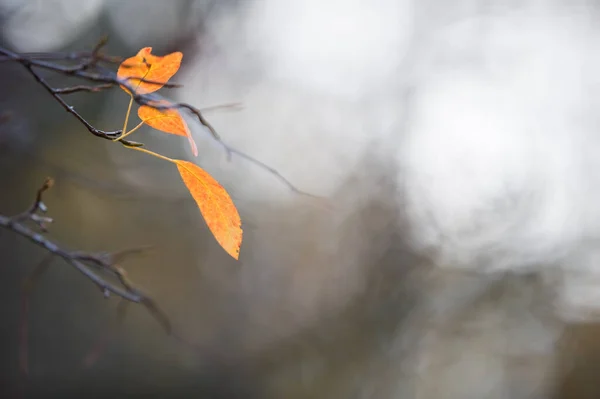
[175,160,242,259]
[117,47,182,95]
[138,100,198,156]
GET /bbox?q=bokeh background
[3,0,600,398]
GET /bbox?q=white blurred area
[402,6,600,270]
[177,0,600,322]
[173,0,413,204]
[245,0,413,98]
[397,5,600,320]
[0,0,104,51]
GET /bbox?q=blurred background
[2,0,600,398]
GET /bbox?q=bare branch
[0,179,170,332]
[23,66,142,147]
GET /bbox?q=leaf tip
[138,47,152,56]
[190,137,198,157]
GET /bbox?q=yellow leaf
[175,160,242,260]
[117,47,182,95]
[138,100,198,156]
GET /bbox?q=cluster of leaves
[115,47,242,260]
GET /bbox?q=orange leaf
[175,160,242,260]
[138,100,198,156]
[117,47,182,95]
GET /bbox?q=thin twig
[137,98,323,198]
[52,83,114,95]
[199,102,244,113]
[23,65,119,139]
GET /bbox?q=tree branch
[0,38,319,197]
[0,39,323,370]
[0,178,170,332]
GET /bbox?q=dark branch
[0,179,170,332]
[23,66,144,147]
[0,40,318,197]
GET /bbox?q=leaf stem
[115,113,184,142]
[115,120,144,141]
[127,146,175,164]
[115,93,134,142]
